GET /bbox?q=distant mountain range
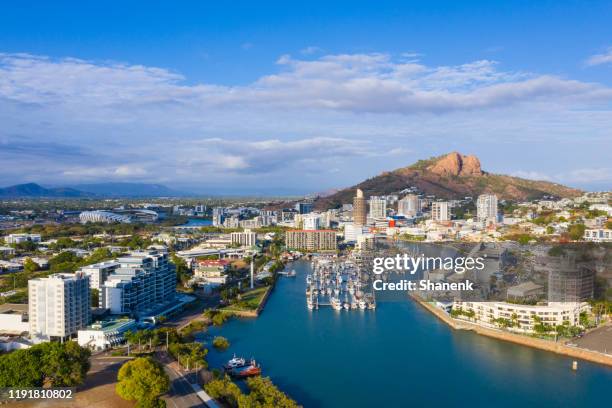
[0,182,188,198]
[315,152,582,209]
[67,182,187,197]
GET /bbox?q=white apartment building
[431,201,451,222]
[583,228,611,242]
[344,223,369,243]
[476,194,498,224]
[302,213,321,230]
[100,250,176,316]
[453,301,589,333]
[79,261,120,291]
[369,196,387,219]
[230,229,257,247]
[29,272,91,340]
[4,233,41,244]
[397,194,420,217]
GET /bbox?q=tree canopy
[116,357,170,408]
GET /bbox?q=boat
[287,269,297,277]
[343,302,350,310]
[230,360,261,378]
[331,297,342,311]
[359,300,367,309]
[224,354,246,370]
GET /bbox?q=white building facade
[28,272,91,339]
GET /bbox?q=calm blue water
[181,218,212,226]
[205,260,612,408]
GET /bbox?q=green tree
[91,288,99,307]
[23,257,39,273]
[212,336,230,350]
[39,341,91,387]
[243,376,298,408]
[204,375,243,407]
[567,224,586,241]
[0,348,42,387]
[116,357,169,408]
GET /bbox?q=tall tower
[353,189,367,226]
[29,272,91,340]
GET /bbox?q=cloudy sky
[1,1,611,194]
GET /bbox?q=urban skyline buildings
[352,189,367,226]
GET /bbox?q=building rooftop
[0,303,28,314]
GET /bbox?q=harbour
[204,259,612,408]
[305,257,376,311]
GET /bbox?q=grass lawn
[222,286,269,312]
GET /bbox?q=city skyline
[1,1,611,194]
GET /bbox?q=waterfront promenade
[410,294,612,367]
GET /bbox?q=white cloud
[585,47,612,66]
[1,52,610,116]
[1,51,611,192]
[300,46,323,55]
[511,171,552,181]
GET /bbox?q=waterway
[205,259,612,408]
[180,218,212,226]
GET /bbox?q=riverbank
[220,285,273,317]
[410,294,612,367]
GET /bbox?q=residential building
[29,272,91,340]
[584,228,611,242]
[369,196,387,219]
[477,194,498,225]
[353,189,367,226]
[100,250,176,317]
[4,233,41,244]
[295,202,314,214]
[548,259,595,302]
[431,201,451,222]
[212,207,226,226]
[397,194,420,217]
[79,261,120,291]
[453,300,590,334]
[194,259,229,287]
[302,213,321,230]
[286,230,337,251]
[230,229,257,247]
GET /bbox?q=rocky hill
[315,152,581,209]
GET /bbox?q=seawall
[410,294,612,367]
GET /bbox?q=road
[157,352,208,408]
[574,323,612,355]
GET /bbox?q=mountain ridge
[315,152,582,209]
[0,182,188,198]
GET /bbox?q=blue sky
[1,1,611,194]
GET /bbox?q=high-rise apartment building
[100,250,176,316]
[352,189,367,226]
[431,201,451,222]
[295,202,314,214]
[79,261,120,290]
[397,194,420,217]
[230,229,257,247]
[369,196,387,219]
[212,207,226,226]
[29,272,91,339]
[476,194,498,224]
[286,230,337,251]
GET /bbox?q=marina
[206,259,612,408]
[305,258,376,311]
